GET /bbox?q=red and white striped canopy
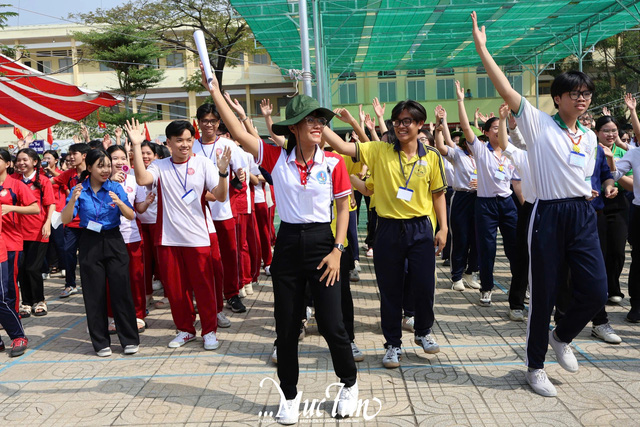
[0,54,121,132]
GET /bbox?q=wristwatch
[334,243,345,252]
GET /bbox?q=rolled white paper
[194,30,214,87]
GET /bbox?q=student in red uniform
[125,119,231,350]
[14,148,55,317]
[41,150,66,276]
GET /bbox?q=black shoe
[227,295,246,313]
[627,307,640,323]
[442,259,450,267]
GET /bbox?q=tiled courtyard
[1,236,639,426]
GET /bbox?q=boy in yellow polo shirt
[325,101,448,368]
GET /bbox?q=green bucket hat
[271,95,335,136]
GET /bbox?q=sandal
[108,318,117,335]
[136,318,146,333]
[33,301,48,317]
[154,297,170,309]
[19,304,31,318]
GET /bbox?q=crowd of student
[0,11,638,424]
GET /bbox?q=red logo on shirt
[187,168,195,175]
[125,186,134,193]
[216,148,223,156]
[109,203,116,208]
[0,189,6,197]
[30,184,36,191]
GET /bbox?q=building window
[37,60,52,73]
[24,61,32,68]
[147,58,159,69]
[169,101,187,120]
[476,66,487,74]
[58,58,72,73]
[378,81,396,103]
[253,53,269,64]
[436,67,454,76]
[166,52,184,68]
[338,71,356,81]
[477,77,496,98]
[407,69,425,77]
[377,70,396,79]
[407,80,426,101]
[255,100,263,115]
[436,79,455,100]
[339,82,357,104]
[99,62,114,72]
[277,97,288,113]
[508,75,523,95]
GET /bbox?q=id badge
[569,152,586,167]
[470,173,478,180]
[397,187,414,201]
[494,170,506,181]
[87,220,103,233]
[182,189,197,205]
[298,191,314,216]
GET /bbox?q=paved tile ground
[1,233,639,426]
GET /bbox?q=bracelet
[240,116,248,122]
[219,171,229,178]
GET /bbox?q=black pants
[509,201,533,310]
[365,207,378,249]
[441,187,453,260]
[79,228,138,352]
[18,241,48,306]
[340,246,355,341]
[449,190,478,281]
[602,192,628,299]
[64,226,83,288]
[271,222,357,400]
[628,203,640,309]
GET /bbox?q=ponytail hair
[17,148,43,204]
[81,149,111,182]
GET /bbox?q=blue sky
[4,1,127,26]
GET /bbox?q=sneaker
[238,286,247,299]
[108,318,117,335]
[525,289,530,303]
[479,291,492,306]
[271,345,278,364]
[402,316,415,333]
[217,312,231,328]
[152,280,163,291]
[265,265,271,276]
[525,369,557,397]
[382,346,401,368]
[203,331,220,350]
[305,306,313,323]
[336,381,359,418]
[366,248,373,258]
[60,269,66,278]
[9,337,28,357]
[451,280,465,291]
[349,269,360,282]
[415,334,440,354]
[608,295,622,304]
[227,295,246,313]
[591,323,622,344]
[60,286,77,298]
[464,272,481,289]
[96,347,112,357]
[509,309,526,322]
[168,331,196,348]
[276,398,300,425]
[351,342,364,362]
[136,318,146,333]
[124,345,139,355]
[42,273,50,280]
[442,259,450,267]
[354,260,361,272]
[548,329,578,373]
[245,282,254,295]
[627,307,640,323]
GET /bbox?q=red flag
[192,120,200,140]
[144,123,151,141]
[47,127,53,144]
[13,126,24,140]
[98,121,107,129]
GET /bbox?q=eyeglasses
[200,119,219,126]
[418,137,429,143]
[601,129,618,135]
[392,118,415,128]
[621,137,631,142]
[303,116,328,127]
[579,117,592,123]
[568,90,593,100]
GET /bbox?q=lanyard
[398,151,418,188]
[565,131,583,153]
[491,150,506,171]
[170,158,190,192]
[199,136,220,161]
[296,145,317,187]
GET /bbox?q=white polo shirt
[257,140,351,224]
[137,183,157,224]
[443,146,477,192]
[612,148,640,206]
[192,136,242,221]
[467,137,516,198]
[147,155,219,247]
[504,142,537,204]
[514,97,596,200]
[118,174,146,244]
[443,159,454,189]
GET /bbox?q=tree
[75,0,254,89]
[73,25,165,115]
[0,4,18,57]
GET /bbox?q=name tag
[87,220,103,233]
[494,170,506,181]
[397,187,413,201]
[470,173,477,180]
[298,191,314,216]
[569,152,586,167]
[182,189,198,205]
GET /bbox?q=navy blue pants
[475,196,518,292]
[441,188,453,260]
[526,198,607,369]
[374,216,435,348]
[509,201,533,310]
[347,210,360,262]
[7,251,19,313]
[64,226,83,288]
[450,190,479,281]
[0,260,26,341]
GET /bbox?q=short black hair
[550,71,595,109]
[391,100,427,123]
[68,143,90,155]
[482,117,499,133]
[165,120,195,139]
[156,145,171,159]
[218,121,229,135]
[43,149,59,159]
[196,103,220,121]
[88,139,103,150]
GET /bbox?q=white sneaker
[354,260,361,272]
[351,342,364,362]
[60,269,66,278]
[203,331,220,350]
[276,398,300,425]
[238,286,246,298]
[152,280,163,291]
[265,265,271,276]
[305,306,313,323]
[591,323,622,344]
[336,381,359,418]
[366,248,374,258]
[479,291,492,306]
[608,295,622,304]
[97,347,112,357]
[217,312,231,328]
[451,280,465,291]
[168,331,196,348]
[464,272,481,289]
[382,346,401,368]
[271,346,278,364]
[124,345,139,355]
[402,316,415,333]
[509,309,526,322]
[548,329,578,373]
[245,282,254,295]
[525,369,557,397]
[415,334,440,354]
[349,269,360,282]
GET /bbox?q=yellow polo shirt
[342,154,363,213]
[355,140,446,224]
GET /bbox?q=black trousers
[449,190,478,281]
[509,201,533,310]
[79,228,139,352]
[271,222,357,400]
[440,187,453,260]
[340,246,355,342]
[602,192,628,299]
[19,241,48,306]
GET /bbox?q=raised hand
[199,61,219,91]
[102,134,112,150]
[625,93,637,112]
[333,108,355,124]
[434,104,446,122]
[72,134,81,144]
[498,102,509,120]
[114,126,123,139]
[123,119,146,146]
[358,104,366,124]
[216,145,232,174]
[108,191,122,205]
[602,106,611,117]
[80,123,89,142]
[455,80,465,101]
[478,112,490,123]
[260,98,273,117]
[471,11,487,50]
[364,113,375,131]
[71,183,83,201]
[111,171,126,183]
[372,97,385,118]
[599,143,613,159]
[223,91,247,120]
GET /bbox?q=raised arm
[322,126,357,158]
[372,97,388,135]
[333,108,369,143]
[472,11,522,112]
[260,98,286,147]
[456,81,477,143]
[437,105,455,148]
[364,114,380,141]
[223,92,260,139]
[124,119,155,186]
[625,93,640,146]
[433,106,449,156]
[498,103,509,151]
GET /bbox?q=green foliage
[0,4,17,29]
[53,109,157,139]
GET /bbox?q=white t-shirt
[444,146,477,192]
[118,174,146,244]
[612,148,640,206]
[504,142,537,204]
[467,137,517,198]
[147,155,219,247]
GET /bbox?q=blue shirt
[68,179,132,231]
[590,145,613,212]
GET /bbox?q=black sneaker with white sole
[227,295,247,313]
